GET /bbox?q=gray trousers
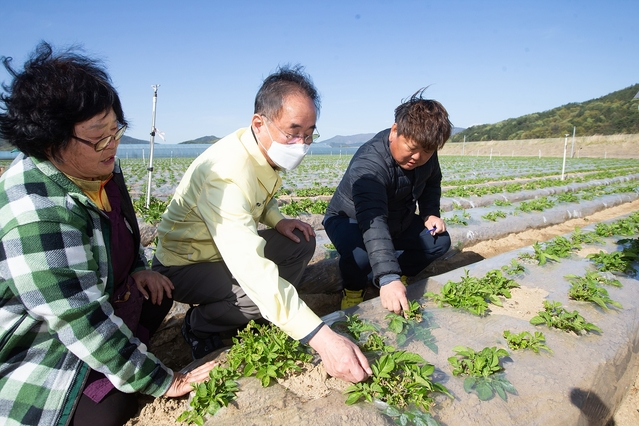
[152,229,315,337]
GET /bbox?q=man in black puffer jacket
[323,89,452,313]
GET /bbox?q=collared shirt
[0,155,173,426]
[155,127,322,340]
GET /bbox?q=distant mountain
[318,127,465,148]
[0,135,147,150]
[319,133,376,147]
[120,135,149,144]
[0,134,217,150]
[179,135,220,144]
[452,83,639,142]
[122,134,221,144]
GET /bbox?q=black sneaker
[181,307,225,360]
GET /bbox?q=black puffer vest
[324,129,442,281]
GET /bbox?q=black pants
[152,228,316,337]
[71,296,173,426]
[324,214,451,291]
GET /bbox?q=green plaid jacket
[0,155,173,426]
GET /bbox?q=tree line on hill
[451,84,639,142]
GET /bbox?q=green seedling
[516,197,555,213]
[544,236,581,258]
[226,321,312,387]
[494,199,512,207]
[481,269,520,299]
[586,250,637,275]
[522,236,581,266]
[360,332,393,353]
[570,227,604,246]
[594,217,639,237]
[386,300,438,352]
[425,269,519,316]
[503,330,553,354]
[482,210,507,222]
[133,196,169,224]
[331,313,379,341]
[448,346,516,401]
[530,300,602,334]
[331,315,397,354]
[521,242,560,265]
[178,321,315,424]
[295,185,336,196]
[556,192,580,203]
[177,366,239,425]
[565,273,623,310]
[501,259,526,276]
[448,345,508,377]
[446,212,470,226]
[280,198,328,216]
[344,351,452,413]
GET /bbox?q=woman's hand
[164,360,219,397]
[131,270,174,305]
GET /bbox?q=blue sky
[1,0,637,143]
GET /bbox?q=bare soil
[126,199,639,426]
[438,133,639,158]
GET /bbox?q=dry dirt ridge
[127,199,639,426]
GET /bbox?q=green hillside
[179,135,220,144]
[452,84,639,142]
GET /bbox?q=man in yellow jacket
[153,65,371,383]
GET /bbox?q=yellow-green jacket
[155,127,321,340]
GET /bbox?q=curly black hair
[0,41,126,160]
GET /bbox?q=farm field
[129,203,639,426]
[2,146,639,425]
[112,155,639,238]
[108,153,638,426]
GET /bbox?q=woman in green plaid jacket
[0,43,216,426]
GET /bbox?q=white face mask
[259,124,310,170]
[266,141,310,170]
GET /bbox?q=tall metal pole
[145,85,160,208]
[561,134,568,180]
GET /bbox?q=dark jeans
[324,214,451,291]
[152,228,316,337]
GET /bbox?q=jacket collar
[239,127,281,193]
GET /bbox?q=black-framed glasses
[72,124,127,152]
[262,116,319,145]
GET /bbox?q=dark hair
[0,42,126,160]
[394,88,452,150]
[254,64,320,119]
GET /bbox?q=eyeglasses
[262,116,319,145]
[72,124,127,152]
